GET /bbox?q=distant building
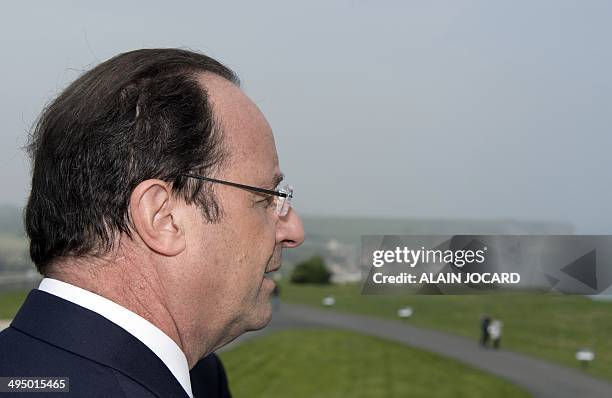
[324,239,361,283]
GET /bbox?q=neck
[45,255,191,363]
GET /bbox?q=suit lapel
[11,289,189,398]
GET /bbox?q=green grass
[219,329,530,398]
[0,289,28,319]
[281,283,612,381]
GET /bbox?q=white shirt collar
[38,278,193,398]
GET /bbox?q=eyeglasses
[179,173,293,216]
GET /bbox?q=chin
[245,303,273,332]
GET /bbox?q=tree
[290,255,331,284]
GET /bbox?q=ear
[128,179,186,256]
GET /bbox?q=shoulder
[0,327,154,397]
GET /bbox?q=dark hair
[25,48,239,274]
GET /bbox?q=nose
[277,208,305,248]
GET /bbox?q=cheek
[237,210,277,258]
[186,204,277,290]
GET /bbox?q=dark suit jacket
[0,289,231,397]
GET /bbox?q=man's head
[25,48,304,362]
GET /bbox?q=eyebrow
[248,172,286,199]
[268,172,285,190]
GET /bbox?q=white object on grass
[397,307,413,318]
[322,296,336,307]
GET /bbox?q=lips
[264,250,282,276]
[265,264,281,273]
[264,264,281,278]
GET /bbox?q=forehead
[197,73,279,182]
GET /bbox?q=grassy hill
[281,283,612,381]
[220,329,530,398]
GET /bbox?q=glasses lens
[277,184,293,216]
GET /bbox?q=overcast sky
[0,0,610,232]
